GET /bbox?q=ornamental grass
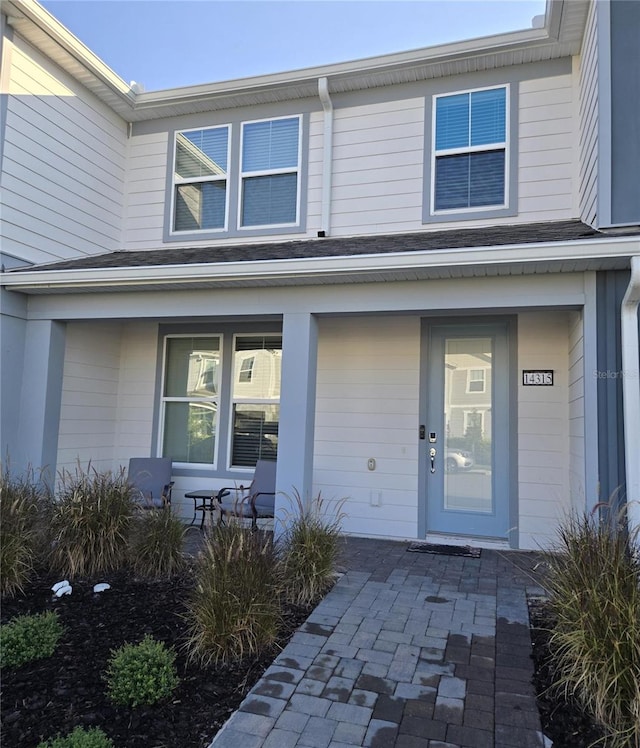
[543,511,640,748]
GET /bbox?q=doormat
[407,542,481,558]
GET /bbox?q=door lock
[429,447,436,473]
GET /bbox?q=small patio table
[184,489,220,530]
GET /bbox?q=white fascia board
[136,28,550,106]
[8,0,561,119]
[6,0,135,104]
[2,236,639,292]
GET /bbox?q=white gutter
[621,254,640,538]
[2,236,638,292]
[318,77,333,237]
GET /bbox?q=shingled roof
[13,220,612,273]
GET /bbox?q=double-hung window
[231,335,282,467]
[240,117,300,227]
[170,116,302,236]
[173,127,229,232]
[161,337,221,465]
[432,86,508,214]
[467,368,486,394]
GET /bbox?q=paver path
[208,537,547,748]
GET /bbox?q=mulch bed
[528,599,607,748]
[1,566,312,748]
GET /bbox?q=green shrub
[279,491,345,606]
[184,524,281,666]
[105,634,179,707]
[49,464,135,578]
[543,513,640,748]
[0,465,49,597]
[129,507,186,579]
[0,611,63,669]
[36,726,114,748]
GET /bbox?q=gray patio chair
[198,459,276,530]
[128,457,174,509]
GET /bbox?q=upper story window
[173,127,229,232]
[240,117,300,227]
[431,86,508,215]
[170,115,303,238]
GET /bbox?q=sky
[39,0,547,92]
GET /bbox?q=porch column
[275,312,318,533]
[621,255,640,536]
[15,319,66,487]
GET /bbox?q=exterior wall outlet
[367,458,376,471]
[370,491,381,506]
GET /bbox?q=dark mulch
[528,599,607,748]
[0,565,312,748]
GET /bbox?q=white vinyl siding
[112,323,158,465]
[1,36,126,265]
[57,322,158,475]
[57,323,123,475]
[578,0,599,226]
[518,74,576,221]
[123,132,169,249]
[313,316,420,539]
[517,312,572,550]
[329,99,424,234]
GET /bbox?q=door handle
[429,448,436,473]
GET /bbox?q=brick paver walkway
[207,537,547,748]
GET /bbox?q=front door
[425,322,511,539]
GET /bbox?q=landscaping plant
[184,523,281,666]
[279,491,345,606]
[105,634,179,707]
[0,465,49,597]
[0,611,63,669]
[36,726,114,748]
[49,464,135,578]
[129,507,186,579]
[543,512,640,748]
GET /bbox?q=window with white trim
[172,127,229,232]
[159,333,282,469]
[231,335,281,467]
[161,337,221,465]
[240,117,300,227]
[467,368,486,393]
[432,86,507,213]
[171,116,301,235]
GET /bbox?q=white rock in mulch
[52,580,72,597]
[93,583,111,593]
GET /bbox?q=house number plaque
[522,370,554,386]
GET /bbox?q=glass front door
[426,323,510,538]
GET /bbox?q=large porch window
[159,333,281,469]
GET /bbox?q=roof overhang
[3,236,638,296]
[3,0,590,122]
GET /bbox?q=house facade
[1,0,639,550]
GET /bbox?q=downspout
[318,77,333,237]
[621,254,640,537]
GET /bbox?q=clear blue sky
[40,0,546,92]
